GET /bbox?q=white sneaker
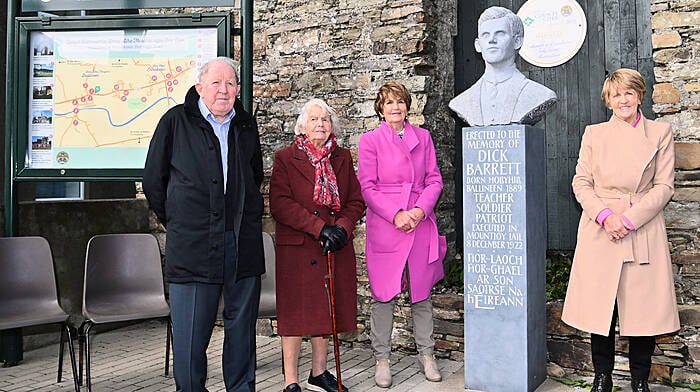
[418,354,442,382]
[374,358,392,388]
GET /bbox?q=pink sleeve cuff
[596,208,613,226]
[621,214,636,230]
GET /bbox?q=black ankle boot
[591,372,613,392]
[631,378,650,392]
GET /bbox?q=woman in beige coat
[562,69,679,392]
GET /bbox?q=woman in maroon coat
[270,98,365,392]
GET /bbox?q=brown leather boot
[631,378,650,392]
[591,372,613,392]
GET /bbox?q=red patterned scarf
[294,133,341,211]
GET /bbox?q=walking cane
[323,246,343,392]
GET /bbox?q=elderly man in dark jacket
[143,56,264,392]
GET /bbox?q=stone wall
[652,0,700,383]
[251,0,458,247]
[147,0,463,358]
[250,0,461,357]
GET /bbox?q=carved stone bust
[449,6,557,126]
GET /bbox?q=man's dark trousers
[170,231,261,392]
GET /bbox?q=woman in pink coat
[562,69,679,392]
[358,81,446,388]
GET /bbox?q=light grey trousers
[370,297,435,359]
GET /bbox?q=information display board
[13,14,230,179]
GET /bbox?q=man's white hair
[197,56,240,84]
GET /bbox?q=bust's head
[449,6,557,126]
[475,7,524,66]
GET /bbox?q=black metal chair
[79,233,171,391]
[0,236,79,392]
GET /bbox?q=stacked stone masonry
[148,0,699,382]
[252,0,462,362]
[650,0,700,383]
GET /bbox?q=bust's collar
[482,68,524,85]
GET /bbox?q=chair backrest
[0,236,65,329]
[258,231,276,318]
[82,233,166,319]
[217,232,276,319]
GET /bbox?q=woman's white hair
[294,98,340,135]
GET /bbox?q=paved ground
[0,320,675,391]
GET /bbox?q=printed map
[53,57,193,148]
[28,28,218,169]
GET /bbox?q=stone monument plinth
[462,124,546,392]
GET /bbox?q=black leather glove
[330,225,347,250]
[319,224,348,254]
[319,224,337,254]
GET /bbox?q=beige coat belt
[594,188,651,265]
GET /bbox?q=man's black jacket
[143,86,264,283]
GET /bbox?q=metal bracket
[38,11,57,26]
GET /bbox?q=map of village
[53,58,194,149]
[27,28,217,169]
